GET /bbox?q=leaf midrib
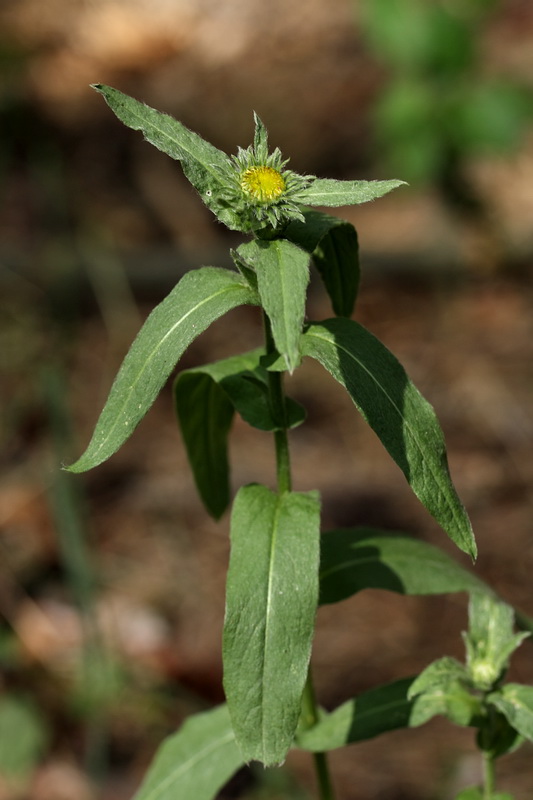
[141,729,236,800]
[91,282,246,461]
[305,327,470,547]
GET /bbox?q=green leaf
[407,657,481,728]
[223,484,321,765]
[300,319,476,558]
[133,704,243,800]
[408,656,470,699]
[297,678,415,751]
[92,84,243,231]
[0,695,48,779]
[454,789,483,800]
[174,350,306,517]
[174,373,234,519]
[488,684,533,743]
[464,593,530,691]
[284,210,360,317]
[454,790,513,800]
[237,239,310,373]
[67,268,257,473]
[410,680,482,728]
[297,178,406,208]
[319,529,486,605]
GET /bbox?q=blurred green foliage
[360,0,533,184]
[0,694,49,782]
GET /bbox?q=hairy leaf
[92,84,245,230]
[237,239,310,373]
[133,704,243,800]
[67,268,257,472]
[223,484,320,765]
[301,319,476,558]
[464,593,529,691]
[298,178,406,207]
[488,684,533,743]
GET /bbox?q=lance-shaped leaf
[488,684,533,743]
[284,210,360,317]
[67,268,257,473]
[319,529,487,605]
[174,350,306,518]
[174,372,234,520]
[297,178,406,207]
[92,84,244,231]
[223,484,320,765]
[297,678,415,751]
[237,239,310,373]
[300,319,476,558]
[133,704,243,800]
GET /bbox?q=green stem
[483,750,495,800]
[301,673,336,800]
[262,310,335,800]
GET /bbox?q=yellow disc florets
[218,112,314,231]
[240,166,286,202]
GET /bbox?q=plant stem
[262,310,335,800]
[482,751,495,800]
[301,673,336,800]
[263,311,292,494]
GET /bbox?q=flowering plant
[67,86,533,799]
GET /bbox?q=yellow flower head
[240,166,287,203]
[218,112,313,232]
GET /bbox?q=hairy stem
[263,310,335,800]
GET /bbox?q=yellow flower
[240,166,287,202]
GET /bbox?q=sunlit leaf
[319,529,486,605]
[297,678,414,751]
[488,684,533,743]
[67,268,257,472]
[223,484,320,765]
[297,178,406,207]
[237,239,310,373]
[301,319,476,558]
[92,85,245,231]
[133,704,243,800]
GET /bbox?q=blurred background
[1,0,533,798]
